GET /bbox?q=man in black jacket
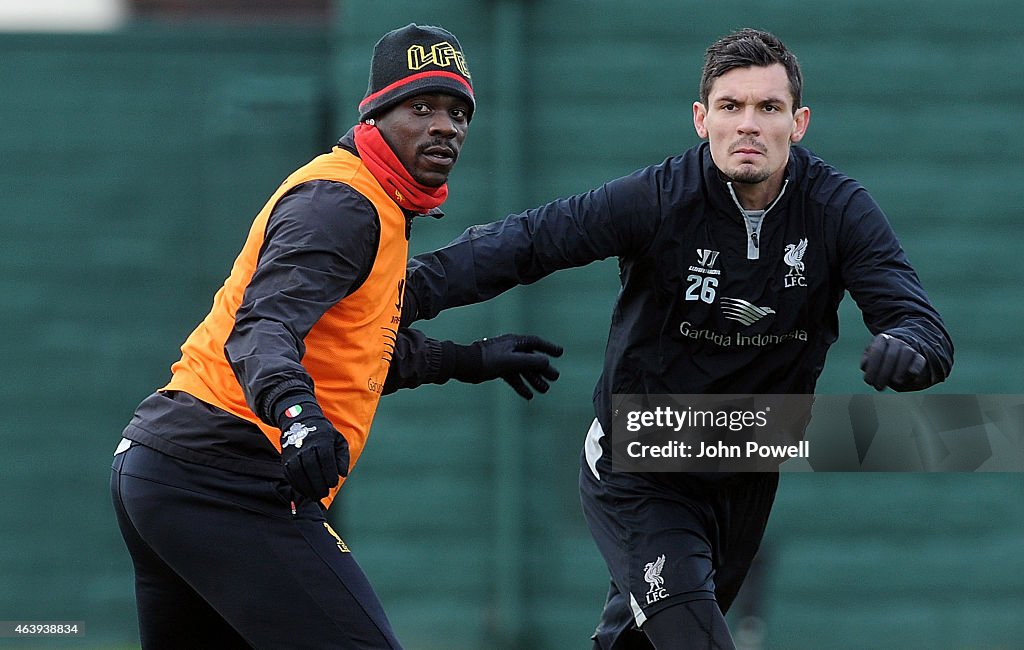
[396,28,953,649]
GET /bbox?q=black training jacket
[403,143,954,434]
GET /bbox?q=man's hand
[276,401,350,501]
[456,334,563,400]
[860,333,926,391]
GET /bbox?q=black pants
[111,441,402,649]
[581,442,778,650]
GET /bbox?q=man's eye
[451,108,467,120]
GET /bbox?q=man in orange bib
[110,24,561,649]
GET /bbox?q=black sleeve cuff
[427,339,457,384]
[449,341,484,384]
[267,387,319,428]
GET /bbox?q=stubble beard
[727,164,773,185]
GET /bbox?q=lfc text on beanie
[358,23,474,122]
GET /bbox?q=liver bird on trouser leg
[644,555,666,593]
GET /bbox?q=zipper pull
[751,231,759,249]
[290,500,297,517]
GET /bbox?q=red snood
[353,123,448,213]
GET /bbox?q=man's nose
[737,107,761,134]
[428,113,458,138]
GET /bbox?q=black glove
[276,400,350,501]
[453,334,563,400]
[860,333,926,391]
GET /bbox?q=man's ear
[790,106,811,143]
[693,101,709,139]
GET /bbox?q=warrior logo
[282,422,317,449]
[643,555,669,605]
[689,248,721,276]
[784,238,808,288]
[696,248,720,269]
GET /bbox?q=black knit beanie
[358,23,475,122]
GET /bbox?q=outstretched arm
[839,189,953,391]
[404,164,669,323]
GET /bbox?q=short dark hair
[699,28,803,111]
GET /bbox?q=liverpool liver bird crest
[784,238,808,274]
[644,555,666,593]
